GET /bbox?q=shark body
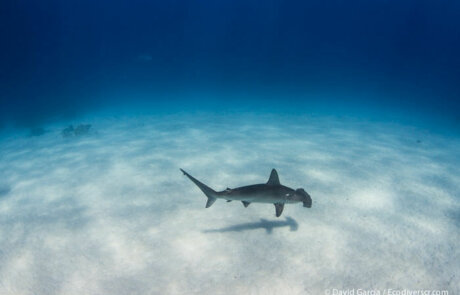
[180,168,312,217]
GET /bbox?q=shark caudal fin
[180,169,217,208]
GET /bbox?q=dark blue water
[1,0,459,129]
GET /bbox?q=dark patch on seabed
[0,185,10,199]
[446,209,460,228]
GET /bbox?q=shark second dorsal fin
[267,169,280,185]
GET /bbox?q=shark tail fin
[180,169,217,208]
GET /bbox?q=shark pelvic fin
[242,201,251,208]
[274,203,284,217]
[267,169,280,185]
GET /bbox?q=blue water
[0,1,459,294]
[1,0,459,130]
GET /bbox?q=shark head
[295,188,312,208]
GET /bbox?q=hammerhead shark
[180,168,312,217]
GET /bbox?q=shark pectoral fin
[267,169,280,185]
[206,196,217,208]
[274,203,284,217]
[242,201,251,208]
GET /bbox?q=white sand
[0,113,458,295]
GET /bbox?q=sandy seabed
[0,113,458,295]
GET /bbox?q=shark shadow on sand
[203,216,299,234]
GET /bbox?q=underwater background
[2,0,460,128]
[0,0,459,294]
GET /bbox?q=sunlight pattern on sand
[0,114,458,294]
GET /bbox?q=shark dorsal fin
[267,169,280,185]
